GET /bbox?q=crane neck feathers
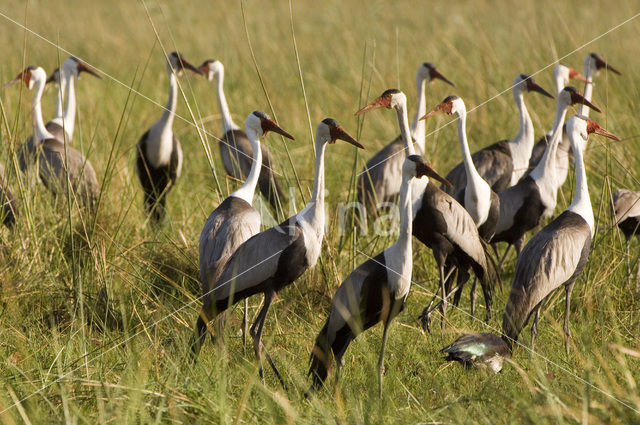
[215,70,240,133]
[230,127,262,205]
[32,75,55,143]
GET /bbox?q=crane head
[420,95,463,120]
[585,118,620,141]
[587,53,621,75]
[46,68,61,85]
[168,52,203,77]
[405,154,452,187]
[247,111,295,140]
[421,63,455,87]
[198,59,223,81]
[355,89,404,115]
[318,118,363,149]
[67,57,102,80]
[4,66,43,90]
[516,74,554,99]
[561,86,601,113]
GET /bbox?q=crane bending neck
[215,70,239,133]
[32,77,55,143]
[410,75,427,152]
[456,109,481,182]
[230,127,262,205]
[54,77,66,119]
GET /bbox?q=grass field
[0,0,640,423]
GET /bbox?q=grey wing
[199,207,261,293]
[40,140,99,200]
[213,223,302,301]
[358,135,405,205]
[495,184,528,234]
[17,138,38,172]
[504,220,591,335]
[45,121,66,142]
[612,189,640,222]
[433,191,487,268]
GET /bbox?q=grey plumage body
[611,189,640,283]
[19,137,99,205]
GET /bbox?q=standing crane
[23,57,102,152]
[0,164,16,227]
[441,115,619,370]
[307,155,448,397]
[491,87,599,263]
[421,95,500,316]
[136,52,202,224]
[193,111,294,356]
[442,74,553,195]
[357,62,453,214]
[611,189,640,285]
[356,89,499,330]
[199,59,284,211]
[7,67,99,205]
[197,119,362,384]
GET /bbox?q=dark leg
[564,282,576,355]
[452,268,470,307]
[530,304,541,351]
[469,278,477,318]
[378,321,391,398]
[480,275,493,323]
[190,314,208,362]
[514,235,526,256]
[497,244,512,272]
[242,298,248,349]
[625,239,631,286]
[249,290,285,388]
[439,265,447,330]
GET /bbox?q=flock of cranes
[0,48,635,396]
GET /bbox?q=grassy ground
[0,0,639,423]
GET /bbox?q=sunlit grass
[0,0,639,423]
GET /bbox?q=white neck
[508,89,534,184]
[32,77,55,143]
[297,137,327,235]
[230,126,262,204]
[54,76,66,119]
[384,170,414,299]
[146,68,178,167]
[61,69,76,138]
[567,136,594,235]
[531,100,567,182]
[396,101,416,156]
[410,75,427,152]
[578,65,594,118]
[457,108,491,225]
[215,71,239,133]
[395,97,427,208]
[555,73,566,95]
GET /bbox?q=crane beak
[179,57,203,75]
[330,125,363,149]
[528,81,554,99]
[568,67,588,83]
[261,118,295,140]
[419,101,450,120]
[3,70,28,88]
[416,161,452,187]
[430,68,455,87]
[570,91,601,113]
[77,62,103,79]
[355,96,391,115]
[587,120,621,141]
[594,56,621,75]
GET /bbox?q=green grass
[0,0,640,423]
